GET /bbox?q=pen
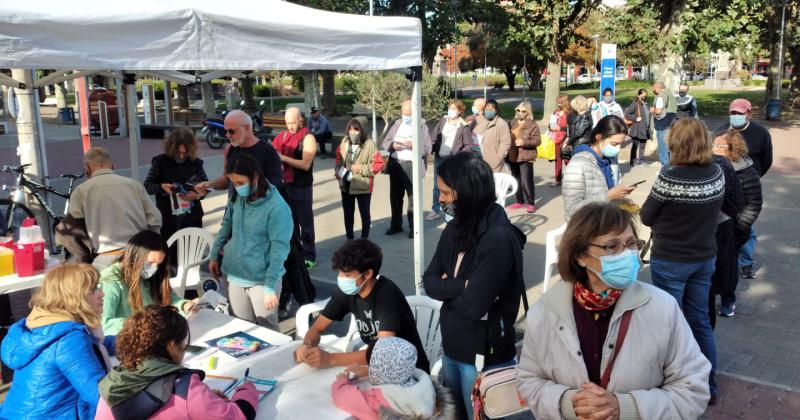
[244,368,250,380]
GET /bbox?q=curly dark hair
[331,239,383,275]
[116,305,189,370]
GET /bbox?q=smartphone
[629,180,646,188]
[186,344,206,354]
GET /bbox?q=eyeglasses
[589,239,642,256]
[225,124,247,135]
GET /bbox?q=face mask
[484,110,497,120]
[349,132,361,144]
[337,273,365,295]
[174,157,187,164]
[730,114,747,128]
[471,106,480,115]
[588,249,640,290]
[601,143,621,158]
[679,91,687,97]
[447,109,459,120]
[640,96,647,102]
[402,115,412,125]
[604,96,613,104]
[442,202,456,223]
[141,262,159,279]
[235,183,250,197]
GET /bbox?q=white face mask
[141,262,159,279]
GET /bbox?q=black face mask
[442,202,456,223]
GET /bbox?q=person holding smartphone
[562,116,636,220]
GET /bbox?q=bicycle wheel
[0,199,34,242]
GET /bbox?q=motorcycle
[201,100,273,149]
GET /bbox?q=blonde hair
[571,95,589,114]
[668,118,713,166]
[84,147,112,166]
[515,101,533,121]
[30,263,101,328]
[715,129,749,162]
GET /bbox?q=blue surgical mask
[337,273,366,295]
[588,249,640,290]
[141,262,159,280]
[471,106,480,115]
[730,114,747,128]
[447,109,459,120]
[604,96,613,104]
[484,110,497,120]
[442,202,456,223]
[235,183,250,197]
[601,143,621,158]
[402,115,412,125]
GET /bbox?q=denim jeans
[738,226,757,268]
[432,157,442,213]
[650,257,717,396]
[442,354,516,420]
[656,129,670,166]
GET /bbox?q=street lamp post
[449,0,462,99]
[776,0,786,100]
[591,34,600,89]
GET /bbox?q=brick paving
[703,374,800,419]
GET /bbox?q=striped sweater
[640,163,725,263]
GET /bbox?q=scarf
[99,357,191,407]
[573,281,622,312]
[574,144,614,189]
[274,127,310,184]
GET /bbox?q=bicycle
[1,163,84,254]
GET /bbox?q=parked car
[577,74,591,83]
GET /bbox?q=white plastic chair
[405,295,443,377]
[542,223,567,292]
[167,228,216,298]
[295,298,359,352]
[493,173,518,208]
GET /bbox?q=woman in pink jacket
[331,336,456,420]
[96,305,259,419]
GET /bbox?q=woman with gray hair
[568,95,593,149]
[507,101,541,213]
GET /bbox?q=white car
[577,74,591,83]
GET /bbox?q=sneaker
[549,181,562,188]
[304,260,317,270]
[278,307,291,320]
[506,203,524,210]
[718,302,735,317]
[526,205,536,213]
[741,265,756,279]
[425,211,442,221]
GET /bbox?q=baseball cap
[729,99,751,113]
[310,106,319,113]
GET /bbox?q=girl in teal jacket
[209,154,293,331]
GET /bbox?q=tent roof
[0,0,422,71]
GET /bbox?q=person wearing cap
[308,106,333,159]
[717,98,773,281]
[650,81,677,166]
[331,337,455,420]
[675,83,699,120]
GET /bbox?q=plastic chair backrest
[405,295,443,370]
[166,227,214,297]
[543,223,567,292]
[493,173,518,207]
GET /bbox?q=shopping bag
[537,131,556,161]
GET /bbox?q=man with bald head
[59,147,161,268]
[196,110,283,193]
[381,99,432,238]
[273,107,318,268]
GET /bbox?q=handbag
[560,122,573,160]
[536,131,556,161]
[471,366,527,419]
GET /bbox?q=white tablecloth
[0,255,62,294]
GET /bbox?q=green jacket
[335,137,385,195]
[100,263,187,335]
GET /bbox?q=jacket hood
[99,357,190,407]
[1,318,90,370]
[375,369,436,418]
[732,155,754,172]
[379,379,457,420]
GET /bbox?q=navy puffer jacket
[0,319,106,419]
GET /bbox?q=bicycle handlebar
[1,163,31,173]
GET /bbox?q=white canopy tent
[0,0,428,293]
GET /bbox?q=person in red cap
[716,98,772,280]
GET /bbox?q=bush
[335,74,359,95]
[737,70,751,80]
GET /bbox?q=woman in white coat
[517,202,711,419]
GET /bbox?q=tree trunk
[541,58,561,124]
[200,81,216,117]
[177,84,190,109]
[242,75,255,110]
[764,5,783,105]
[651,51,682,91]
[321,70,336,117]
[503,67,517,92]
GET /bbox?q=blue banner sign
[599,43,617,100]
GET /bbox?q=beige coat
[473,116,511,174]
[517,280,711,420]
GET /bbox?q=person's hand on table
[303,346,333,368]
[209,260,221,279]
[572,383,620,420]
[263,292,278,311]
[211,389,230,401]
[182,298,201,314]
[343,364,368,380]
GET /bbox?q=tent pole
[164,80,174,125]
[115,72,127,136]
[410,66,424,295]
[75,76,92,152]
[123,73,140,181]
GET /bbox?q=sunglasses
[225,125,247,135]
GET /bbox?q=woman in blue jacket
[208,154,293,331]
[1,263,111,419]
